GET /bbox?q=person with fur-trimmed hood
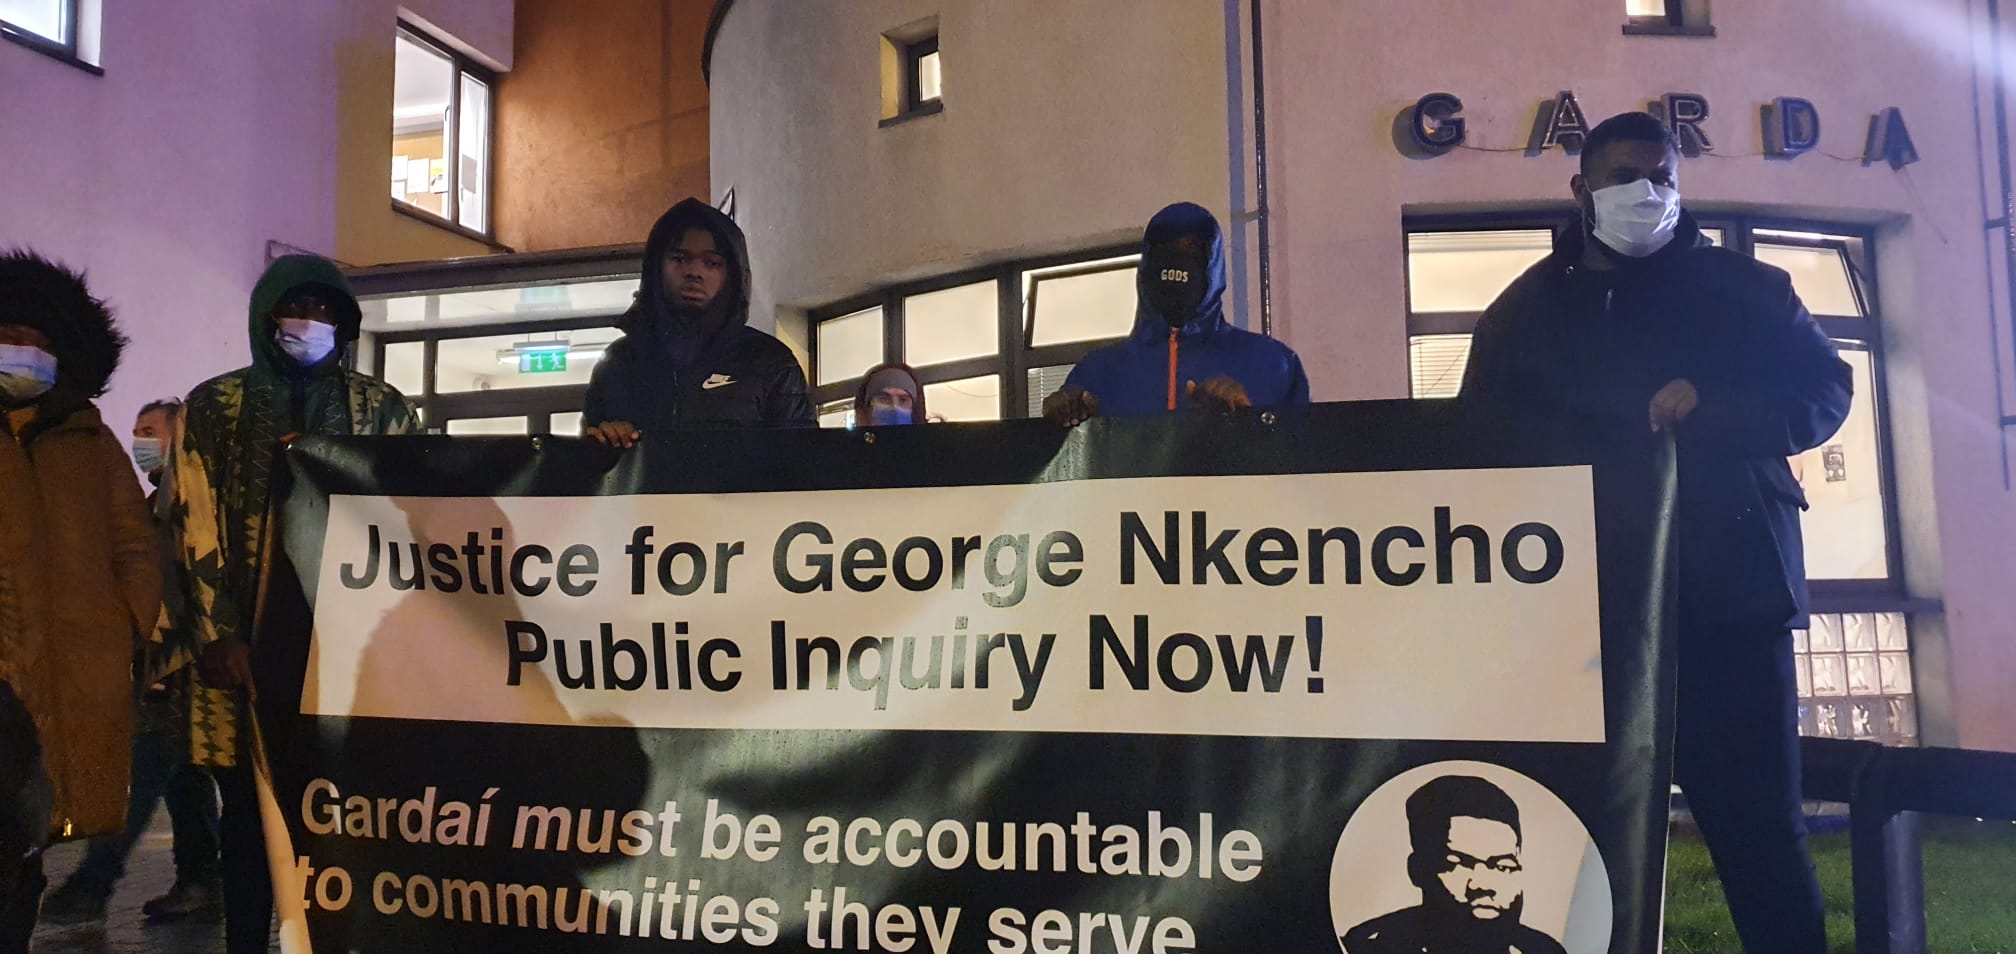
[0,250,162,949]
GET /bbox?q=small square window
[382,341,426,397]
[1624,0,1712,36]
[903,281,997,368]
[815,307,885,386]
[881,23,944,125]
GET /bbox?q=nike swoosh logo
[701,374,735,390]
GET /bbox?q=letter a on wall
[1863,108,1920,170]
[1534,91,1591,155]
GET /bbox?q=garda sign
[1405,90,1918,168]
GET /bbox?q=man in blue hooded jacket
[1043,202,1309,424]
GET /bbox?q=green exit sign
[518,351,568,374]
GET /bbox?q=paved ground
[29,813,273,954]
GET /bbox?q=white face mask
[1589,179,1682,258]
[274,318,339,366]
[132,437,167,474]
[0,344,57,403]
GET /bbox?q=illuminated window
[392,26,494,235]
[1406,230,1551,315]
[1624,0,1713,35]
[909,36,942,108]
[358,260,640,436]
[881,22,943,125]
[815,307,884,387]
[925,375,1001,423]
[1026,257,1138,346]
[810,249,1138,420]
[903,282,997,368]
[0,0,66,44]
[1,0,99,71]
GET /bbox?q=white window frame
[808,246,1140,422]
[392,22,496,241]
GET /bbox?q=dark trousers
[0,680,42,953]
[68,726,220,894]
[217,764,272,954]
[0,852,42,954]
[1674,615,1828,954]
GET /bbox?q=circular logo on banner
[1329,761,1612,954]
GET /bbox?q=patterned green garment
[169,255,418,767]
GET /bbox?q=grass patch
[1664,819,2016,953]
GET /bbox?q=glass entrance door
[347,247,641,436]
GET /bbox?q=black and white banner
[251,402,1677,953]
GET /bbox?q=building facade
[706,0,2016,752]
[1,0,517,435]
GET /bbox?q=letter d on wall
[1763,97,1820,158]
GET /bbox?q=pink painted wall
[1264,0,2016,749]
[0,0,512,441]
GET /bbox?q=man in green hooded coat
[168,254,417,954]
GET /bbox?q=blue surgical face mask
[870,406,914,426]
[0,345,57,403]
[274,318,339,366]
[132,437,167,474]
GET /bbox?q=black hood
[0,248,126,399]
[623,197,752,344]
[1554,208,1711,273]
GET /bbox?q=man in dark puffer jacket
[584,198,812,446]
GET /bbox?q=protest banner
[249,401,1676,953]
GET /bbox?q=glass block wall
[1794,612,1916,745]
